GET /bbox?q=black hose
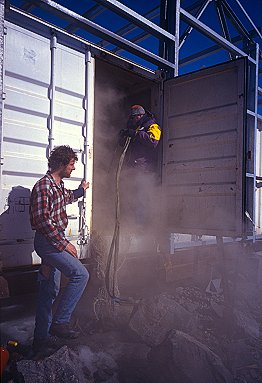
[105,137,132,303]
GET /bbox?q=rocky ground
[1,250,262,383]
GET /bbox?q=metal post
[78,46,95,245]
[253,43,259,239]
[47,32,56,156]
[244,40,260,242]
[258,136,262,231]
[246,42,259,241]
[159,0,180,78]
[174,0,180,77]
[159,0,167,62]
[0,0,5,189]
[83,48,92,183]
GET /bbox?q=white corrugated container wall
[0,22,94,268]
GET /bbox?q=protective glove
[127,128,137,138]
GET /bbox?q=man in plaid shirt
[30,145,89,353]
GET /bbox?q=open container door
[162,58,248,238]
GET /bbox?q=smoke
[92,81,126,236]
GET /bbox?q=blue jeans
[33,232,89,341]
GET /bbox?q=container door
[0,22,94,268]
[162,58,247,237]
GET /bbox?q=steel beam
[8,5,158,81]
[112,0,205,56]
[253,44,260,237]
[179,28,261,66]
[98,6,159,48]
[158,0,179,78]
[11,0,261,71]
[34,0,176,69]
[180,7,255,62]
[99,2,211,50]
[93,0,176,42]
[174,0,180,76]
[159,0,166,63]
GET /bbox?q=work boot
[49,322,80,339]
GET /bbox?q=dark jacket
[121,113,161,171]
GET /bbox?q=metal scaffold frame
[5,0,261,73]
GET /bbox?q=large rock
[17,346,86,383]
[17,345,119,383]
[149,330,233,383]
[129,293,193,346]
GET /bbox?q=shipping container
[0,7,261,274]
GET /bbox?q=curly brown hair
[48,145,78,171]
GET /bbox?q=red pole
[0,347,9,377]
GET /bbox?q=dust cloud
[92,82,162,257]
[80,74,260,383]
[92,83,126,236]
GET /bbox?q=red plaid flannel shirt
[30,172,75,251]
